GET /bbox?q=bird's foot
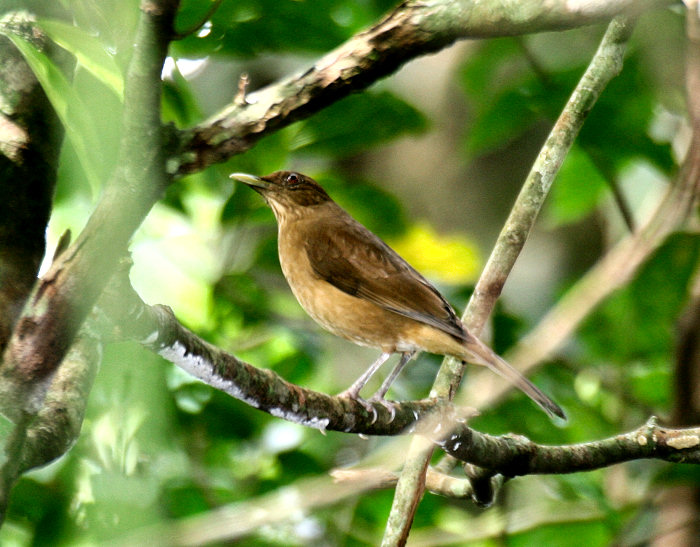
[367,395,397,422]
[337,389,378,423]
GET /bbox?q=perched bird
[231,171,565,419]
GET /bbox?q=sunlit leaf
[38,18,124,99]
[2,30,103,194]
[545,145,608,226]
[162,59,202,126]
[389,221,481,285]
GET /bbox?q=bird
[230,171,565,420]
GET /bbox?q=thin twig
[459,97,700,415]
[582,146,637,232]
[233,72,249,106]
[382,16,636,546]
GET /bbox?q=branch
[516,38,637,233]
[173,0,668,176]
[106,435,485,547]
[16,332,100,473]
[0,11,63,352]
[422,1,700,506]
[437,417,700,473]
[101,265,445,436]
[0,0,178,420]
[0,331,100,523]
[460,14,635,340]
[0,0,179,524]
[0,10,68,524]
[108,415,700,546]
[331,466,481,500]
[674,280,700,426]
[383,14,637,545]
[457,135,700,417]
[652,6,700,542]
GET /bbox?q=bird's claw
[368,396,397,422]
[356,397,378,423]
[338,390,378,424]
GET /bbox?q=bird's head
[230,171,332,221]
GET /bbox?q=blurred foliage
[289,91,427,158]
[389,221,481,284]
[173,0,398,58]
[1,1,697,546]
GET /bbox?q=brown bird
[231,171,565,420]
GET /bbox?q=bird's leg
[370,350,416,402]
[368,351,416,421]
[369,350,416,419]
[339,351,392,399]
[338,352,392,415]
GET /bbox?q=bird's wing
[304,217,467,341]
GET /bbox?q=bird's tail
[462,336,566,420]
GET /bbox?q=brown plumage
[231,171,565,420]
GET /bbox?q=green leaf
[320,175,409,237]
[161,61,202,127]
[289,91,426,157]
[510,519,614,547]
[220,182,259,223]
[545,144,608,226]
[213,272,271,326]
[460,39,550,154]
[172,0,392,58]
[2,30,103,195]
[581,233,700,365]
[38,18,124,99]
[577,55,674,176]
[465,87,542,154]
[628,363,670,406]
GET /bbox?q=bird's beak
[229,173,271,190]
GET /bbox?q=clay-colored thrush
[231,171,565,419]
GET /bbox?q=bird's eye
[286,173,300,185]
